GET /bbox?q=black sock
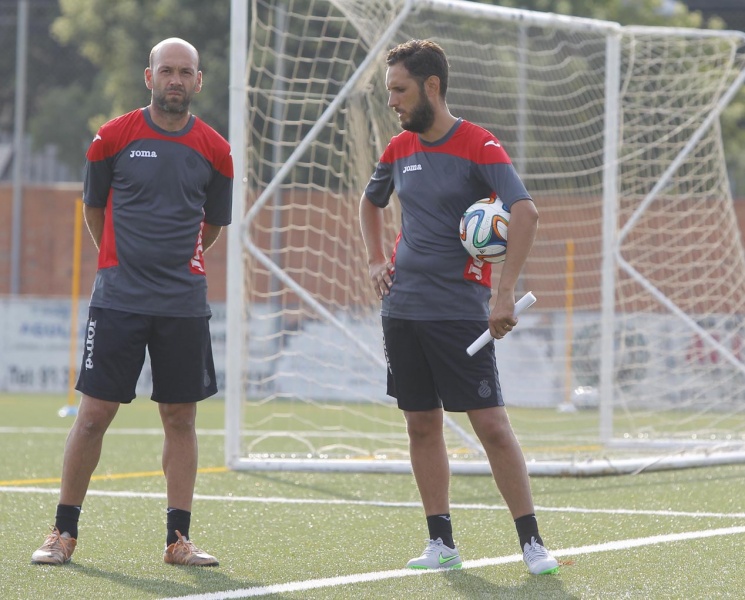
[55,504,81,539]
[514,513,543,549]
[426,514,455,549]
[166,508,191,546]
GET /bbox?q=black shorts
[382,317,504,412]
[75,307,217,404]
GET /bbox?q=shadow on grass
[240,470,407,503]
[443,568,579,599]
[66,561,257,598]
[536,464,745,500]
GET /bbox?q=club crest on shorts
[478,379,492,398]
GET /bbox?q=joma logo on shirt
[130,150,158,158]
[402,164,422,174]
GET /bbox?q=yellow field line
[0,466,228,487]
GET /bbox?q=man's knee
[404,409,442,439]
[74,395,118,436]
[468,407,514,441]
[160,403,197,431]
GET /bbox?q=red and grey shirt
[83,107,233,317]
[364,118,531,321]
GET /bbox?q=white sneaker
[522,537,559,574]
[406,538,462,569]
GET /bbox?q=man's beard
[153,87,193,114]
[401,92,435,133]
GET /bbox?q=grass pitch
[1,394,744,599]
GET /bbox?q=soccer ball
[459,198,510,263]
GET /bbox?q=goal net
[225,0,745,475]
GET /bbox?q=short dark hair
[386,39,449,98]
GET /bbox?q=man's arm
[359,193,393,299]
[489,198,538,337]
[202,223,223,252]
[83,205,106,251]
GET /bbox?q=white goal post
[225,0,745,475]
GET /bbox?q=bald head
[149,38,199,70]
[145,37,202,128]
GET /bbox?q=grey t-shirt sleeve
[364,160,395,208]
[475,162,532,210]
[204,170,233,226]
[83,142,114,208]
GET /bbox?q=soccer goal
[225,0,745,475]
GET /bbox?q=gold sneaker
[31,528,77,565]
[164,530,219,567]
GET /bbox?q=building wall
[0,184,228,301]
[2,184,745,303]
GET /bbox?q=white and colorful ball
[459,198,510,263]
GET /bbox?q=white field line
[0,426,225,436]
[2,486,744,520]
[5,486,744,597]
[0,426,407,439]
[154,526,745,600]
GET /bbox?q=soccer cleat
[522,537,559,575]
[164,530,219,566]
[406,538,462,569]
[31,528,77,565]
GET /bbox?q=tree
[1,0,233,178]
[0,0,100,177]
[487,0,745,196]
[4,0,743,191]
[492,0,709,27]
[52,0,232,135]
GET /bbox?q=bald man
[31,38,233,567]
